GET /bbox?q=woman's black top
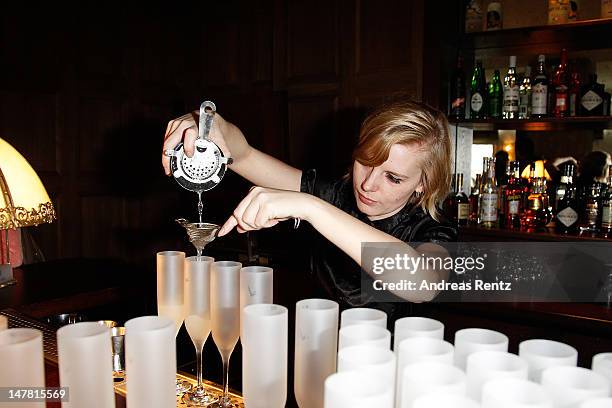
[300,169,458,318]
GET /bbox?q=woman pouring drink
[162,100,457,316]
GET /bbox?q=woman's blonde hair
[352,100,452,221]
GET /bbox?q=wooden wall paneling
[287,95,339,173]
[0,92,60,173]
[286,0,340,83]
[355,0,417,75]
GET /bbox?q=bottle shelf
[464,18,612,56]
[451,116,612,131]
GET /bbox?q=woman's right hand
[162,110,237,176]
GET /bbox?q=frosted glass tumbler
[519,339,578,382]
[0,328,45,408]
[454,328,509,370]
[413,394,480,408]
[57,322,114,408]
[242,304,287,408]
[580,398,612,408]
[393,317,444,351]
[125,316,176,408]
[399,361,467,408]
[156,250,186,336]
[240,266,273,336]
[482,378,553,408]
[466,351,528,401]
[324,371,393,408]
[593,353,612,389]
[338,324,391,350]
[340,308,387,328]
[294,298,339,408]
[337,345,396,388]
[542,366,610,408]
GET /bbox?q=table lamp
[0,137,55,288]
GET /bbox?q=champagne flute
[156,250,191,394]
[183,256,217,406]
[210,261,242,408]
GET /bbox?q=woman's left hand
[218,187,311,236]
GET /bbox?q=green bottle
[470,61,487,119]
[488,69,503,119]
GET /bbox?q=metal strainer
[169,101,232,192]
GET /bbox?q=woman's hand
[218,187,312,236]
[162,110,233,175]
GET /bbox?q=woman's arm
[162,111,301,191]
[218,188,449,302]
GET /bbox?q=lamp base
[0,264,16,289]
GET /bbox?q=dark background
[0,0,462,264]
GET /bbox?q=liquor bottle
[503,56,519,119]
[555,164,579,234]
[443,174,458,222]
[552,49,570,117]
[449,54,466,120]
[486,1,503,31]
[553,163,576,212]
[579,182,602,234]
[455,173,470,226]
[601,174,612,237]
[602,0,612,18]
[569,0,579,21]
[579,74,605,116]
[519,66,532,119]
[505,161,523,230]
[488,70,503,119]
[522,177,547,232]
[469,174,482,224]
[568,71,581,117]
[532,55,549,118]
[470,61,487,119]
[479,158,498,228]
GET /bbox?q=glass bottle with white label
[479,158,498,228]
[503,56,519,119]
[532,55,549,118]
[519,66,532,119]
[555,164,579,234]
[504,161,523,230]
[470,61,487,119]
[579,74,605,116]
[455,173,470,226]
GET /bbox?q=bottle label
[458,203,470,220]
[586,204,599,225]
[532,84,547,114]
[503,85,519,112]
[480,193,498,222]
[603,205,612,227]
[556,85,568,109]
[508,199,520,215]
[557,206,578,227]
[581,90,603,112]
[519,93,530,115]
[471,93,483,112]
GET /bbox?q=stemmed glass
[156,250,191,394]
[210,261,242,408]
[182,256,217,406]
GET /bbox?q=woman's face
[352,143,424,221]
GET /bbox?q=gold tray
[114,373,244,407]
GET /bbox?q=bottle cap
[509,56,516,67]
[538,54,545,63]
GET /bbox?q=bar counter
[2,256,612,406]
